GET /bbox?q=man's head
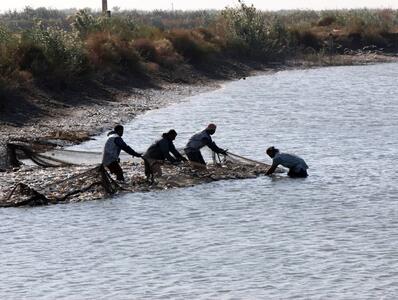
[206,123,217,135]
[114,125,124,136]
[266,146,279,158]
[164,129,177,141]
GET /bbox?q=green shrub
[73,10,140,41]
[221,1,288,60]
[0,26,19,76]
[0,25,28,102]
[72,9,99,38]
[18,22,88,86]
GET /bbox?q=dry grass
[85,32,143,74]
[0,7,397,98]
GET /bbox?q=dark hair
[114,125,124,132]
[162,129,177,139]
[266,146,279,157]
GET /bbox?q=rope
[226,151,270,168]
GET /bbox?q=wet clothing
[143,159,163,179]
[107,161,124,181]
[143,137,184,163]
[186,151,206,165]
[143,136,184,179]
[184,130,225,165]
[102,132,141,181]
[272,152,309,178]
[287,168,308,178]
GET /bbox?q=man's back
[185,130,211,152]
[145,138,169,160]
[273,152,308,172]
[102,133,121,166]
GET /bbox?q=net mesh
[8,143,136,167]
[1,165,121,207]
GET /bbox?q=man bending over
[266,146,308,178]
[184,123,227,166]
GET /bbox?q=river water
[1,63,398,299]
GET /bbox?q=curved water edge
[1,63,398,299]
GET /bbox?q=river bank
[2,53,397,143]
[0,60,276,205]
[1,54,397,205]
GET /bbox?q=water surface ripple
[1,63,398,299]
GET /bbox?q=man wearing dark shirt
[102,125,141,181]
[184,123,227,165]
[266,146,309,178]
[143,129,187,180]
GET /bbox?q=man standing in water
[143,129,187,180]
[102,125,142,181]
[266,146,309,178]
[184,123,227,166]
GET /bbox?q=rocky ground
[0,82,221,170]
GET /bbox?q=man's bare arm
[266,164,278,176]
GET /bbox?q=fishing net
[7,143,136,167]
[1,142,275,208]
[0,165,121,207]
[211,150,275,168]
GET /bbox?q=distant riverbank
[1,6,398,128]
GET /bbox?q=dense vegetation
[1,3,398,103]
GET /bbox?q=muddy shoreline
[0,82,222,169]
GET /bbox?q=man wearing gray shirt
[266,146,308,178]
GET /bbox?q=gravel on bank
[0,82,221,170]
